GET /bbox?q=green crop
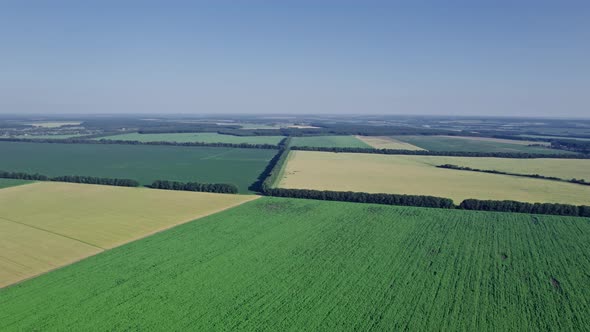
[1,197,589,330]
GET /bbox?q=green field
[0,178,33,189]
[101,132,285,145]
[393,135,572,154]
[1,197,589,330]
[291,135,372,148]
[0,141,275,193]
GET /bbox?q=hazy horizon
[1,1,588,117]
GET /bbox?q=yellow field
[0,182,257,287]
[434,135,550,146]
[278,151,590,205]
[355,136,425,150]
[411,156,590,180]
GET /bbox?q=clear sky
[0,0,588,117]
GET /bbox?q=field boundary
[0,137,280,150]
[1,195,260,290]
[437,164,589,186]
[291,146,589,159]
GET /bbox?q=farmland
[100,132,285,145]
[0,141,275,193]
[278,151,590,205]
[0,182,257,287]
[413,156,590,180]
[355,135,424,150]
[393,135,569,154]
[0,134,84,140]
[0,178,33,189]
[291,135,372,148]
[25,121,81,128]
[1,197,589,330]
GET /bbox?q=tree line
[0,170,239,193]
[261,187,590,217]
[0,137,280,150]
[437,164,589,186]
[291,146,589,159]
[459,199,590,217]
[264,187,455,209]
[259,139,292,193]
[550,139,590,154]
[149,180,238,194]
[0,171,139,187]
[249,138,291,192]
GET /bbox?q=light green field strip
[291,135,372,148]
[278,151,590,205]
[0,182,258,288]
[355,135,425,150]
[393,135,570,154]
[100,132,284,145]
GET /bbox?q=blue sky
[0,1,588,117]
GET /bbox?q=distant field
[25,121,81,128]
[519,134,590,141]
[0,182,257,287]
[101,132,284,145]
[0,134,84,140]
[355,135,424,150]
[393,135,569,154]
[0,141,275,193]
[0,178,33,189]
[291,135,372,148]
[278,151,590,205]
[1,197,589,330]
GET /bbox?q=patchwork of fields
[291,135,372,148]
[278,151,590,205]
[393,135,569,154]
[100,132,285,145]
[0,182,257,287]
[0,141,275,193]
[1,197,589,330]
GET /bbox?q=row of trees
[264,187,455,208]
[0,137,280,150]
[459,199,590,217]
[0,171,139,187]
[149,180,238,194]
[250,138,291,192]
[291,146,589,159]
[437,164,589,186]
[550,139,590,154]
[259,140,292,193]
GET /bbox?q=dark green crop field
[0,178,33,189]
[0,141,275,193]
[1,197,589,331]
